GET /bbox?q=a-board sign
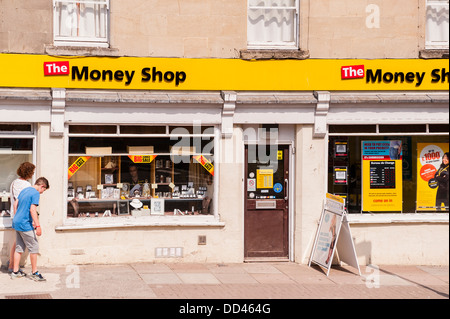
[309,193,360,276]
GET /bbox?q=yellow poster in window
[361,141,403,212]
[257,169,274,189]
[416,143,449,211]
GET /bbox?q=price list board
[362,141,403,212]
[369,161,396,189]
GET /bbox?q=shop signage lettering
[341,65,365,79]
[43,61,70,75]
[341,64,449,87]
[71,66,186,86]
[366,69,426,87]
[141,67,187,86]
[366,68,449,87]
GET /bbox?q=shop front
[0,54,448,266]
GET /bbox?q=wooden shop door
[244,144,289,259]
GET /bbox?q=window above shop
[426,0,449,49]
[53,0,110,47]
[247,0,299,50]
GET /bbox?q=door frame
[243,142,295,261]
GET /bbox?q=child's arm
[30,204,42,236]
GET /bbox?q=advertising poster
[310,194,344,269]
[416,143,449,211]
[362,141,403,212]
[310,194,360,276]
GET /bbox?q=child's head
[35,177,50,194]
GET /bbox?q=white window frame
[425,0,449,49]
[53,0,110,47]
[247,0,299,50]
[61,124,222,229]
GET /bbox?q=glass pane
[247,145,285,199]
[0,153,33,216]
[426,2,450,45]
[248,8,295,43]
[55,0,108,39]
[249,0,296,7]
[120,126,166,135]
[0,124,32,132]
[69,125,116,134]
[379,124,427,133]
[0,138,33,151]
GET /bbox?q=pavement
[0,262,448,301]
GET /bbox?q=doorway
[244,144,290,259]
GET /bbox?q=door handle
[284,178,289,201]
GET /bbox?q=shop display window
[0,126,35,217]
[67,125,215,218]
[328,133,449,214]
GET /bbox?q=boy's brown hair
[35,177,50,189]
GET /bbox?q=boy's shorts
[15,230,39,254]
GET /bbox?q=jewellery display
[67,153,213,218]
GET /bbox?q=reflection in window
[426,0,449,48]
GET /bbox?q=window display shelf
[67,197,207,218]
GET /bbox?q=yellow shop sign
[0,53,448,91]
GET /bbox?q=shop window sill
[347,213,449,225]
[419,49,449,59]
[55,215,225,231]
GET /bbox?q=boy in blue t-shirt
[11,177,49,281]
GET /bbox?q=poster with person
[310,194,344,269]
[416,143,449,211]
[361,141,403,212]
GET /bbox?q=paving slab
[0,263,447,300]
[177,272,222,284]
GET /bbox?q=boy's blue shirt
[12,186,40,232]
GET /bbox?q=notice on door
[256,169,273,189]
[362,141,403,212]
